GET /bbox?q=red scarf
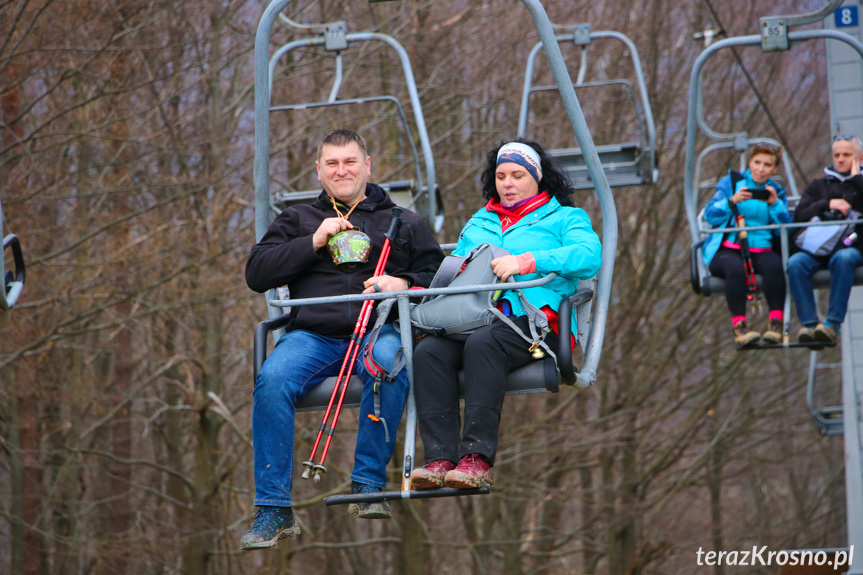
[485,192,551,231]
[485,191,573,349]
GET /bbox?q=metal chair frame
[252,0,618,502]
[517,25,658,189]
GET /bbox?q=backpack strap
[360,297,406,444]
[419,253,468,304]
[489,294,558,369]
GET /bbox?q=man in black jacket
[788,135,863,343]
[241,129,443,550]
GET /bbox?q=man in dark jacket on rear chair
[241,129,443,550]
[789,135,863,344]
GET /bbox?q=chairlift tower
[824,3,863,572]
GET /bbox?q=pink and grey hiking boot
[444,453,494,489]
[410,459,456,489]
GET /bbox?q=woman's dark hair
[480,138,575,207]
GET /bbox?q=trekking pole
[735,213,761,307]
[300,241,391,481]
[302,208,403,482]
[727,193,761,309]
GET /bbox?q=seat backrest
[296,357,561,412]
[290,280,596,411]
[549,143,648,190]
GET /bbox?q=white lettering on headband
[496,142,543,183]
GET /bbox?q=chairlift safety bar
[258,24,437,241]
[517,29,657,186]
[267,273,558,309]
[268,95,425,208]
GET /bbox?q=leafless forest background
[0,0,849,574]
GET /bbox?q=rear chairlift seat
[550,142,652,190]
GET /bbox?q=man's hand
[490,255,520,281]
[362,275,409,294]
[731,189,752,204]
[853,155,861,177]
[312,217,353,250]
[829,198,852,216]
[765,185,778,205]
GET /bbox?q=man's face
[316,142,371,205]
[832,139,862,173]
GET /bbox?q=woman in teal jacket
[703,144,791,345]
[410,140,601,489]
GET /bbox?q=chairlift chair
[683,1,863,350]
[252,0,617,505]
[517,24,659,190]
[263,15,443,233]
[1,198,25,312]
[806,351,843,436]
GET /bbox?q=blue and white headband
[496,142,542,183]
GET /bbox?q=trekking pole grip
[385,208,403,242]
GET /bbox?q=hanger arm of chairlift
[771,0,844,28]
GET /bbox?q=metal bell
[529,342,545,359]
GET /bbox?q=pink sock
[732,315,746,326]
[769,310,783,322]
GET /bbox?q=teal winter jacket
[454,197,602,339]
[702,169,791,266]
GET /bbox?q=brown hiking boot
[797,325,816,343]
[444,454,494,489]
[814,322,839,343]
[410,459,456,489]
[761,319,782,344]
[733,320,760,346]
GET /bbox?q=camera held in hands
[749,188,770,201]
[820,209,846,221]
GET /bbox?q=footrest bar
[324,486,491,506]
[736,341,837,351]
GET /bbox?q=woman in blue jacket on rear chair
[410,139,602,489]
[702,144,791,346]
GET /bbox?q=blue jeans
[787,248,863,327]
[252,325,409,507]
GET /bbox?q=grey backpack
[794,210,860,258]
[410,243,510,338]
[407,243,556,359]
